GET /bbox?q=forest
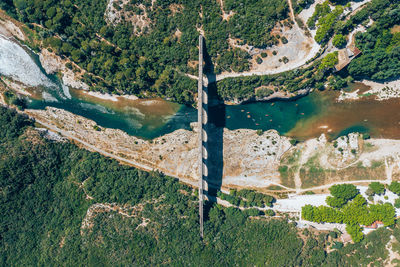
[1,106,400,265]
[0,0,288,105]
[0,0,398,104]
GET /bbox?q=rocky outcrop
[39,49,89,90]
[0,14,25,41]
[25,107,292,189]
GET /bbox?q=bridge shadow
[202,40,225,198]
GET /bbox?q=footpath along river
[1,34,400,140]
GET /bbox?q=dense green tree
[319,52,339,71]
[326,196,347,208]
[389,181,400,195]
[366,182,385,196]
[346,224,364,243]
[332,34,347,48]
[329,184,359,201]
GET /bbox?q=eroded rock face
[39,49,89,90]
[25,107,292,188]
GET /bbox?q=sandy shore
[85,91,120,102]
[83,90,139,102]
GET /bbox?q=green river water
[1,34,400,140]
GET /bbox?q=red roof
[352,47,362,57]
[365,221,384,229]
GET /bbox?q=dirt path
[209,0,374,83]
[287,0,296,23]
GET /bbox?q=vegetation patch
[300,159,385,189]
[302,184,396,243]
[279,165,297,188]
[217,189,275,208]
[1,106,400,265]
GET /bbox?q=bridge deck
[198,35,205,239]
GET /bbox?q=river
[1,34,400,140]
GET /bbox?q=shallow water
[1,34,400,140]
[0,35,54,88]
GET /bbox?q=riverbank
[23,106,290,189]
[2,70,400,195]
[338,79,400,101]
[2,84,398,193]
[224,87,311,105]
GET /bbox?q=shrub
[256,57,263,64]
[329,231,337,239]
[363,133,370,140]
[255,88,274,98]
[331,241,343,249]
[93,125,101,131]
[265,209,275,216]
[290,139,298,146]
[245,208,261,216]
